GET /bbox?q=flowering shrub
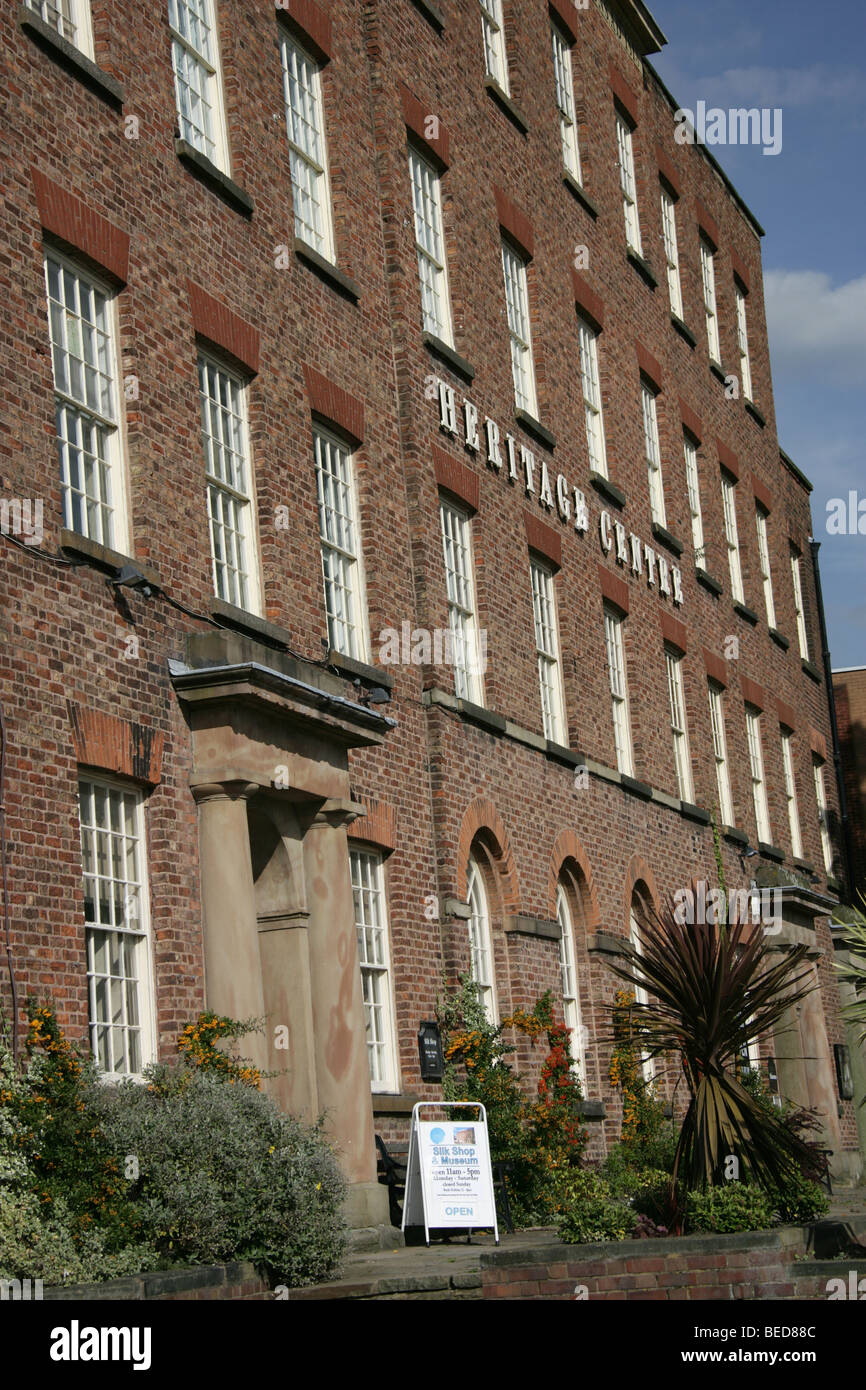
[175,1010,263,1088]
[608,988,676,1172]
[438,981,587,1225]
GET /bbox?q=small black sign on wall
[418,1020,444,1082]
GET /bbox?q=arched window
[467,855,497,1023]
[556,883,584,1075]
[630,900,655,1084]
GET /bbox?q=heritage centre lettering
[435,380,684,607]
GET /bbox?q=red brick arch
[455,798,521,913]
[547,828,601,930]
[623,854,663,931]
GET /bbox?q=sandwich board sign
[402,1102,499,1244]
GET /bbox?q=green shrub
[0,1189,161,1285]
[555,1170,635,1245]
[685,1183,776,1234]
[769,1172,829,1224]
[93,1065,347,1287]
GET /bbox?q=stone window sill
[696,566,723,596]
[294,239,360,303]
[769,627,790,651]
[562,171,598,219]
[722,825,749,846]
[19,6,124,107]
[758,842,785,864]
[484,77,529,134]
[59,529,160,586]
[680,801,711,825]
[733,600,759,626]
[802,658,822,685]
[651,522,684,557]
[589,471,626,509]
[627,247,658,289]
[208,597,292,648]
[175,139,253,216]
[422,331,475,382]
[621,774,653,801]
[515,409,555,451]
[710,361,727,386]
[745,400,766,428]
[327,649,394,689]
[410,0,445,32]
[671,314,697,348]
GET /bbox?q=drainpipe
[810,539,853,902]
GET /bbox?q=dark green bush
[685,1183,776,1234]
[555,1170,635,1245]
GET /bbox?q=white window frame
[556,884,584,1076]
[350,846,399,1093]
[700,238,721,363]
[551,22,581,183]
[604,605,634,776]
[791,551,810,660]
[578,317,607,478]
[467,856,497,1023]
[314,427,368,661]
[665,646,693,802]
[26,0,94,55]
[683,433,706,568]
[615,111,642,255]
[735,284,753,402]
[480,0,509,94]
[812,758,833,874]
[168,0,230,173]
[530,556,566,745]
[408,146,453,347]
[781,731,803,861]
[199,352,262,616]
[746,705,771,845]
[755,505,776,629]
[439,498,484,705]
[280,28,336,262]
[44,249,129,553]
[708,680,734,827]
[721,473,745,604]
[641,382,667,528]
[79,776,156,1081]
[660,185,683,319]
[629,907,655,1084]
[501,238,538,417]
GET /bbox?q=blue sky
[647,0,866,670]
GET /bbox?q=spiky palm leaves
[607,894,819,1194]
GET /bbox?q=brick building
[1,0,862,1228]
[834,666,866,904]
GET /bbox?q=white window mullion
[168,0,229,172]
[280,30,335,262]
[665,647,693,802]
[661,187,683,318]
[315,429,367,660]
[199,354,260,615]
[409,147,453,346]
[501,239,537,417]
[642,383,666,527]
[351,847,398,1092]
[604,606,633,776]
[708,681,734,826]
[79,778,155,1080]
[551,24,581,182]
[683,434,705,568]
[700,238,721,363]
[27,0,94,55]
[812,759,833,874]
[755,507,776,629]
[556,885,584,1076]
[721,473,744,604]
[480,0,509,94]
[791,551,810,660]
[736,286,753,401]
[467,857,497,1023]
[578,318,607,477]
[781,732,803,860]
[615,112,642,255]
[746,706,771,845]
[440,499,484,704]
[530,557,566,745]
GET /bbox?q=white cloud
[764,269,866,387]
[686,64,864,110]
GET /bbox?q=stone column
[303,798,389,1228]
[258,909,318,1121]
[192,781,269,1076]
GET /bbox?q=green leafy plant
[555,1169,634,1245]
[685,1183,776,1234]
[606,894,820,1198]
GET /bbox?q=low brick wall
[480,1229,843,1300]
[42,1262,271,1301]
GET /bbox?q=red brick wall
[0,0,856,1167]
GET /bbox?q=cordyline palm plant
[607,889,819,1196]
[833,894,866,1103]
